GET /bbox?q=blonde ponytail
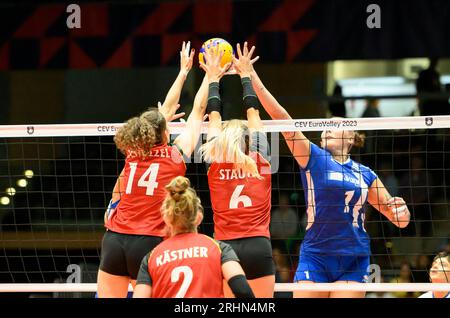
[200,120,260,178]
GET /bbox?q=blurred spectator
[444,244,450,254]
[328,84,346,117]
[272,247,291,283]
[389,261,420,298]
[417,58,441,93]
[378,162,399,197]
[399,155,433,237]
[445,84,450,115]
[270,194,299,250]
[272,247,292,298]
[415,58,448,116]
[362,99,381,118]
[367,162,400,237]
[413,254,431,283]
[29,293,52,298]
[445,83,450,92]
[361,99,380,160]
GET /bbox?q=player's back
[106,144,186,236]
[208,151,272,240]
[148,233,225,298]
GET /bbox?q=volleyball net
[0,115,449,296]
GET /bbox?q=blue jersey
[300,143,378,256]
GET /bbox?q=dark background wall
[2,0,450,69]
[1,63,326,125]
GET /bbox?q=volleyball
[199,38,234,69]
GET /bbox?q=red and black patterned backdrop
[1,0,450,70]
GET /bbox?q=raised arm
[204,77,223,142]
[200,45,231,141]
[206,101,222,142]
[173,74,209,157]
[238,42,311,168]
[232,43,263,133]
[368,178,410,228]
[158,41,194,122]
[233,45,271,163]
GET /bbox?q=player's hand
[180,41,195,77]
[224,64,238,76]
[387,196,410,228]
[232,42,260,78]
[158,102,186,122]
[199,45,231,83]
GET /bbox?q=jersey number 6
[229,185,252,209]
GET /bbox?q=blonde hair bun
[166,176,191,202]
[162,176,203,234]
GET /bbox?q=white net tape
[0,283,449,293]
[1,115,449,294]
[1,115,449,137]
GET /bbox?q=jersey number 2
[171,266,193,298]
[125,162,159,195]
[229,185,252,209]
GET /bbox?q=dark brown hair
[352,132,366,149]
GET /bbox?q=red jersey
[208,151,272,240]
[105,144,186,236]
[137,233,239,298]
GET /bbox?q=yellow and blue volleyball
[199,38,234,69]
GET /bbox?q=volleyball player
[97,42,209,297]
[199,44,275,298]
[419,252,450,298]
[133,176,255,298]
[237,42,411,298]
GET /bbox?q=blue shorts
[293,252,370,283]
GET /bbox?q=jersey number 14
[344,189,368,229]
[125,162,160,195]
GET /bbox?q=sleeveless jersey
[300,143,378,256]
[106,144,186,236]
[208,152,272,240]
[137,233,239,298]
